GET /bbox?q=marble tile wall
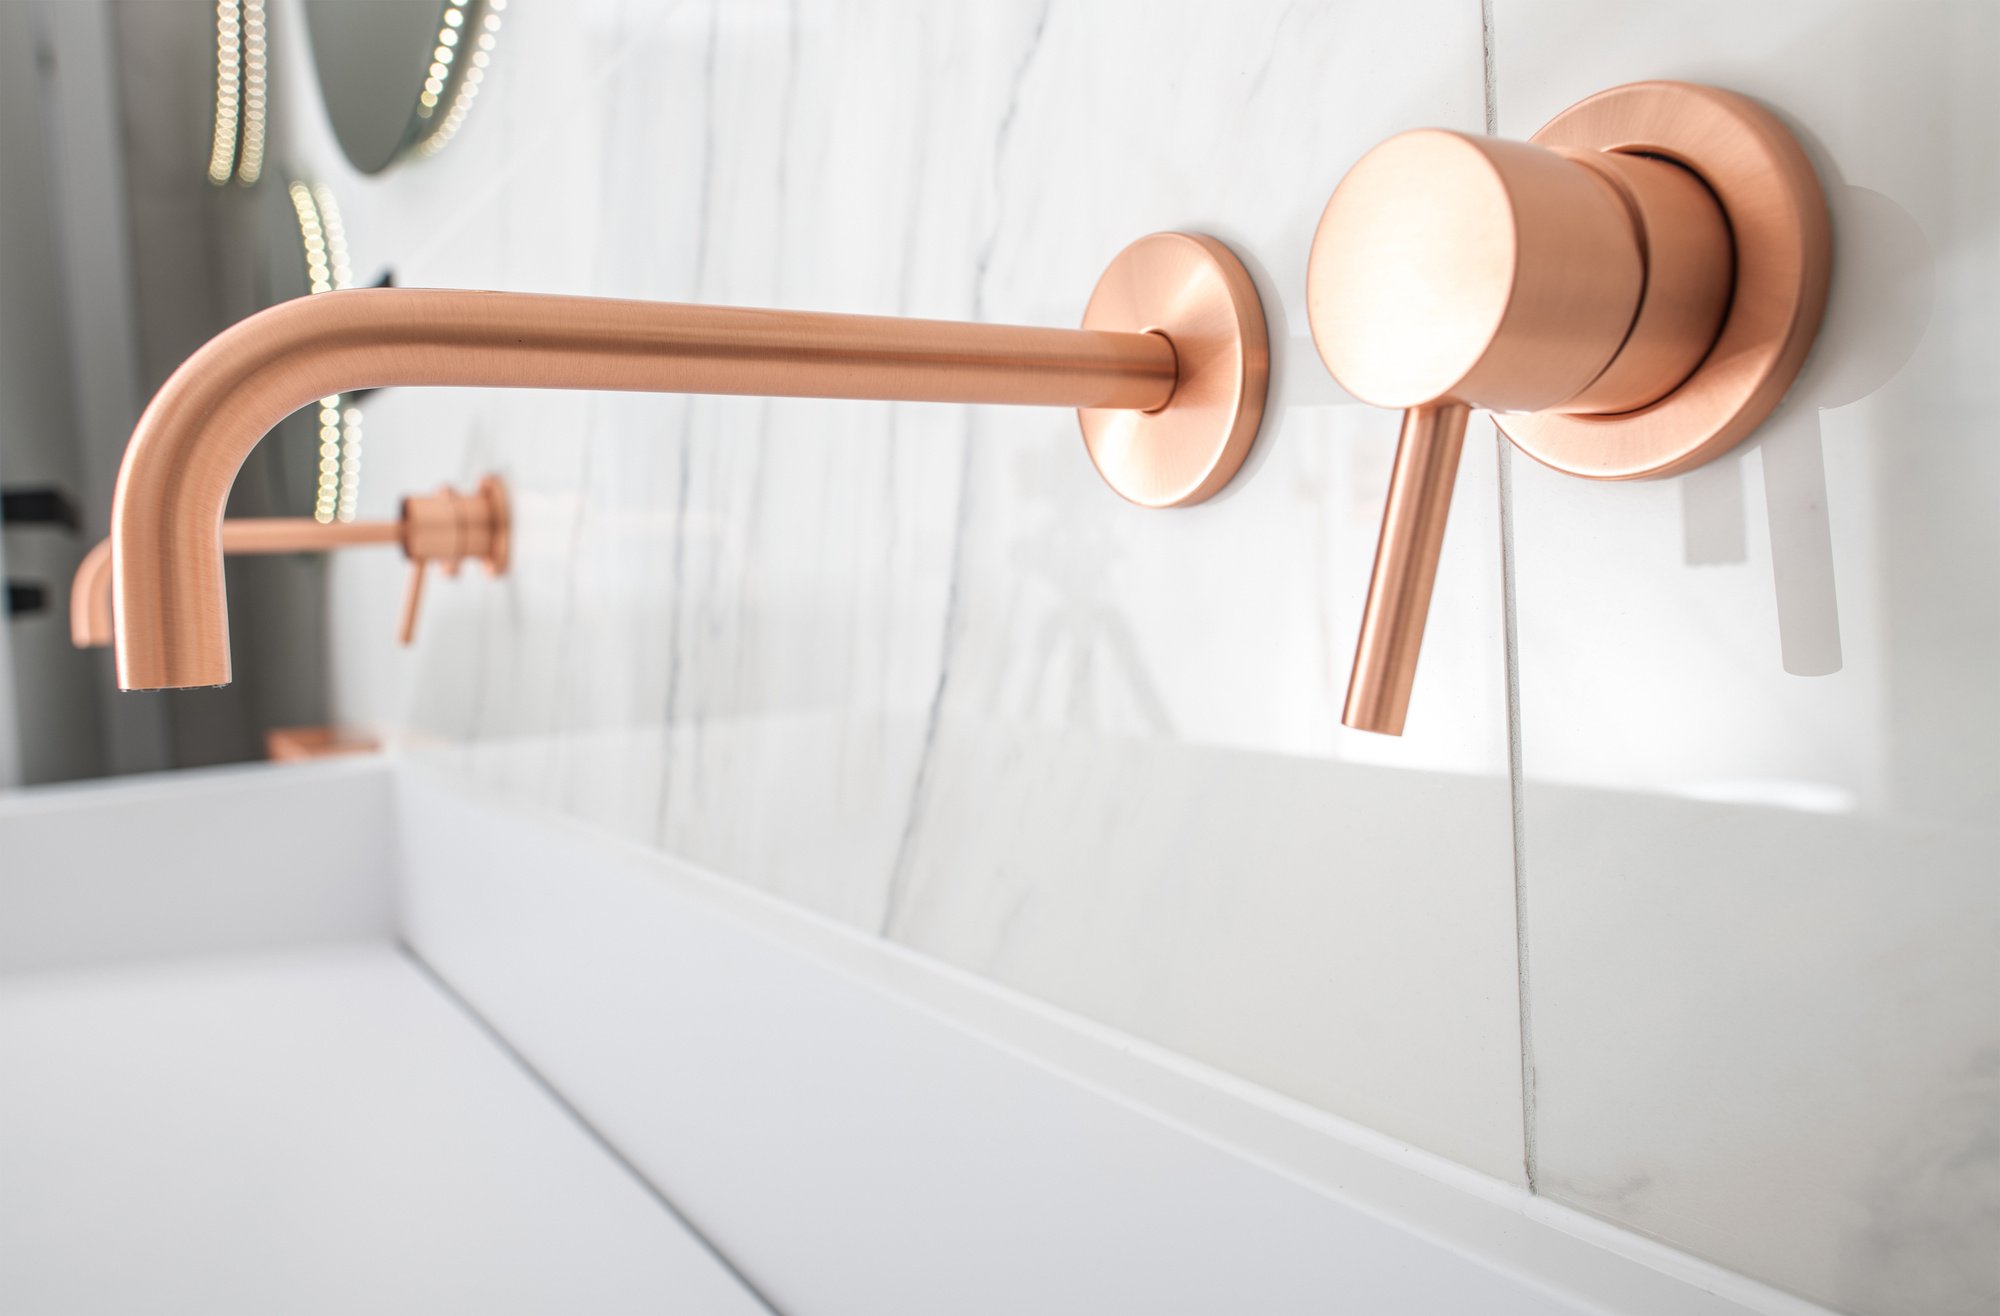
[261,1,1995,1311]
[1492,4,1999,1313]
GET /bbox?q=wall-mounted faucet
[109,232,1266,690]
[1308,81,1831,735]
[78,477,507,652]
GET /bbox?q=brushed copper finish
[77,477,507,651]
[1307,131,1647,413]
[111,235,1267,690]
[393,475,509,645]
[1309,81,1828,735]
[264,725,381,761]
[1496,82,1833,478]
[1078,233,1269,507]
[1342,404,1468,737]
[1551,148,1734,415]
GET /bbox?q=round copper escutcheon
[474,473,511,576]
[1493,81,1833,480]
[1077,232,1269,507]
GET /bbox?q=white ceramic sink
[0,760,1831,1316]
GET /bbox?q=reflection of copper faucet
[109,234,1269,689]
[78,477,506,652]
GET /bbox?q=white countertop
[0,758,1831,1316]
[0,941,765,1316]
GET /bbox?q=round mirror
[302,0,504,175]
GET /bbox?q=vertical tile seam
[1482,0,1539,1194]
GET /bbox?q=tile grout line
[1481,0,1540,1196]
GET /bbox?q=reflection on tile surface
[1497,1,1999,1311]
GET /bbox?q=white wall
[300,3,1998,1312]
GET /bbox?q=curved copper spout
[113,286,1185,690]
[72,539,115,649]
[73,519,402,648]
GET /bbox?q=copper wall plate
[473,474,510,576]
[1494,81,1832,480]
[1077,233,1269,507]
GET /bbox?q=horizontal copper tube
[74,518,401,649]
[113,288,1180,689]
[218,517,403,553]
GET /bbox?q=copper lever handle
[1307,82,1831,736]
[393,476,510,647]
[1343,404,1468,736]
[396,561,427,647]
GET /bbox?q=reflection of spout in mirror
[1679,184,1935,678]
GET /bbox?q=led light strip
[408,0,504,161]
[288,181,362,523]
[236,0,267,184]
[208,0,266,185]
[206,1,240,184]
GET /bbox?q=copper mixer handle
[396,559,428,647]
[1342,404,1468,737]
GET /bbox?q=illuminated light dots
[209,1,265,184]
[336,406,364,523]
[409,0,499,158]
[287,180,332,293]
[310,184,352,290]
[207,1,241,184]
[290,180,360,521]
[314,394,342,523]
[236,0,266,183]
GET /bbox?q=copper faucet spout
[70,539,116,650]
[111,286,1181,690]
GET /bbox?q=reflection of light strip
[289,181,361,523]
[208,0,266,185]
[207,2,240,184]
[409,0,504,161]
[310,184,352,295]
[337,404,363,523]
[287,180,331,292]
[314,396,342,523]
[1669,779,1857,815]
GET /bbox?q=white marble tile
[315,0,1529,1182]
[1494,1,2000,1311]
